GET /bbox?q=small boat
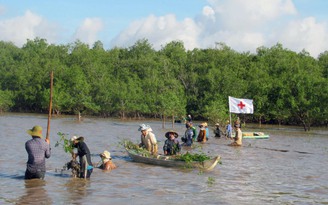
[242,132,270,139]
[125,149,221,171]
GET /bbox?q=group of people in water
[25,125,117,181]
[25,118,242,181]
[138,117,243,157]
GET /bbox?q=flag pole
[229,112,232,126]
[228,96,232,125]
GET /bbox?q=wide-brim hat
[215,123,220,126]
[165,130,178,138]
[70,135,78,141]
[199,122,207,128]
[138,124,151,131]
[100,150,111,159]
[27,125,43,138]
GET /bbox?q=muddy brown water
[0,113,327,204]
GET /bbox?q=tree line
[0,38,327,131]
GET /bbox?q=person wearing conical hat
[214,123,222,138]
[204,122,210,140]
[163,130,181,156]
[234,117,241,128]
[99,150,117,171]
[25,125,51,180]
[138,124,158,155]
[197,123,207,143]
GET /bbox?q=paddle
[46,71,53,142]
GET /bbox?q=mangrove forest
[0,38,327,131]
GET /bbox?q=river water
[0,113,327,205]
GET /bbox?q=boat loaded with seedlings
[123,140,221,171]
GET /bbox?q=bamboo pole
[46,71,53,140]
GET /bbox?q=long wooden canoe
[242,132,270,139]
[126,149,221,171]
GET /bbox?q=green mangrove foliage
[0,38,327,131]
[175,152,210,162]
[55,132,74,154]
[121,139,152,157]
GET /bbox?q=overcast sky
[0,0,327,58]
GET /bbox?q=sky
[0,0,328,58]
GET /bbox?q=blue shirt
[205,127,210,138]
[184,128,193,146]
[226,124,232,132]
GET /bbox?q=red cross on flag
[229,96,254,114]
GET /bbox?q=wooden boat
[242,132,270,139]
[126,149,221,171]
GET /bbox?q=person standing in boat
[25,125,51,180]
[71,136,93,179]
[163,130,181,156]
[229,124,243,146]
[138,124,158,155]
[182,122,193,146]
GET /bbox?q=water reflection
[16,179,52,205]
[64,178,90,204]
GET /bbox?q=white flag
[229,96,254,114]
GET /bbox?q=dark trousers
[79,169,93,179]
[25,169,45,180]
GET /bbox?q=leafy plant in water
[54,132,81,178]
[55,132,74,154]
[207,176,215,186]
